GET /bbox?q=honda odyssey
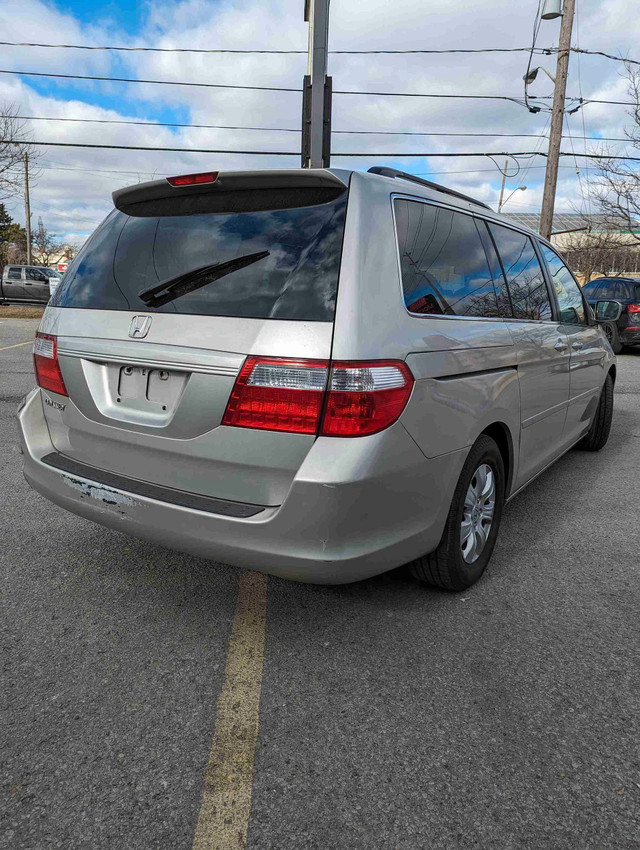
[17,167,616,590]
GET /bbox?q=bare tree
[588,64,640,244]
[560,228,640,282]
[0,104,36,202]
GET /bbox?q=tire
[409,435,505,592]
[602,321,622,354]
[577,372,614,452]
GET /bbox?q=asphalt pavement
[1,317,639,850]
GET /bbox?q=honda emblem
[129,315,152,339]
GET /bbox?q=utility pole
[301,0,331,168]
[497,160,508,214]
[539,0,576,240]
[24,152,32,265]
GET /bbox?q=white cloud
[0,0,638,241]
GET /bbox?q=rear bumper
[620,327,640,345]
[18,388,466,584]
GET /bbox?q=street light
[498,185,527,213]
[523,66,557,85]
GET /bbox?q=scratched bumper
[17,388,462,584]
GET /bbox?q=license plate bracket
[117,365,186,408]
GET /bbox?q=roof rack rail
[367,166,493,211]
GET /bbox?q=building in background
[502,213,640,283]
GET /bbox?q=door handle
[571,341,583,350]
[554,341,567,351]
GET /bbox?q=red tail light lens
[166,172,219,187]
[222,357,414,437]
[222,356,328,434]
[321,360,414,436]
[34,333,68,396]
[627,303,640,313]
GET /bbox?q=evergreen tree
[0,204,27,270]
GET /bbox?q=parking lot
[1,315,639,850]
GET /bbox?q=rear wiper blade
[138,250,270,308]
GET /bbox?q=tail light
[34,332,68,396]
[627,303,640,324]
[321,361,414,436]
[222,357,328,434]
[222,356,413,437]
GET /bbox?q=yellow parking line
[192,571,268,850]
[0,340,33,351]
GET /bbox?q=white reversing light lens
[330,365,406,392]
[248,362,328,391]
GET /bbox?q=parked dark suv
[582,277,640,352]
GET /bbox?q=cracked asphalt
[1,317,639,850]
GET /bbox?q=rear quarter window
[394,199,502,317]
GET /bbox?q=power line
[415,164,578,176]
[8,160,583,180]
[13,114,633,143]
[0,68,301,93]
[0,40,560,55]
[17,115,302,133]
[2,40,639,65]
[0,68,552,106]
[4,139,640,160]
[571,47,640,67]
[4,67,630,108]
[524,0,545,111]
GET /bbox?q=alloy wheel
[460,463,495,564]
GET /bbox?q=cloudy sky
[0,0,638,245]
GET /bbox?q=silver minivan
[17,167,615,590]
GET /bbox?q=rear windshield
[51,193,347,321]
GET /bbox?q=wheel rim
[460,463,495,564]
[604,323,614,343]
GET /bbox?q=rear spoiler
[112,169,348,217]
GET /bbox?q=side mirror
[595,300,623,322]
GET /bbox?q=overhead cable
[2,41,639,65]
[4,139,640,160]
[4,68,627,108]
[12,114,633,142]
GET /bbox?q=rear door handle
[554,341,568,351]
[572,341,583,350]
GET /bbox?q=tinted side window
[488,224,552,321]
[7,267,21,280]
[581,281,600,297]
[589,281,610,299]
[394,200,500,317]
[540,245,585,325]
[476,220,513,318]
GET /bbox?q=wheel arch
[608,363,617,385]
[480,421,515,498]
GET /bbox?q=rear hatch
[39,169,349,506]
